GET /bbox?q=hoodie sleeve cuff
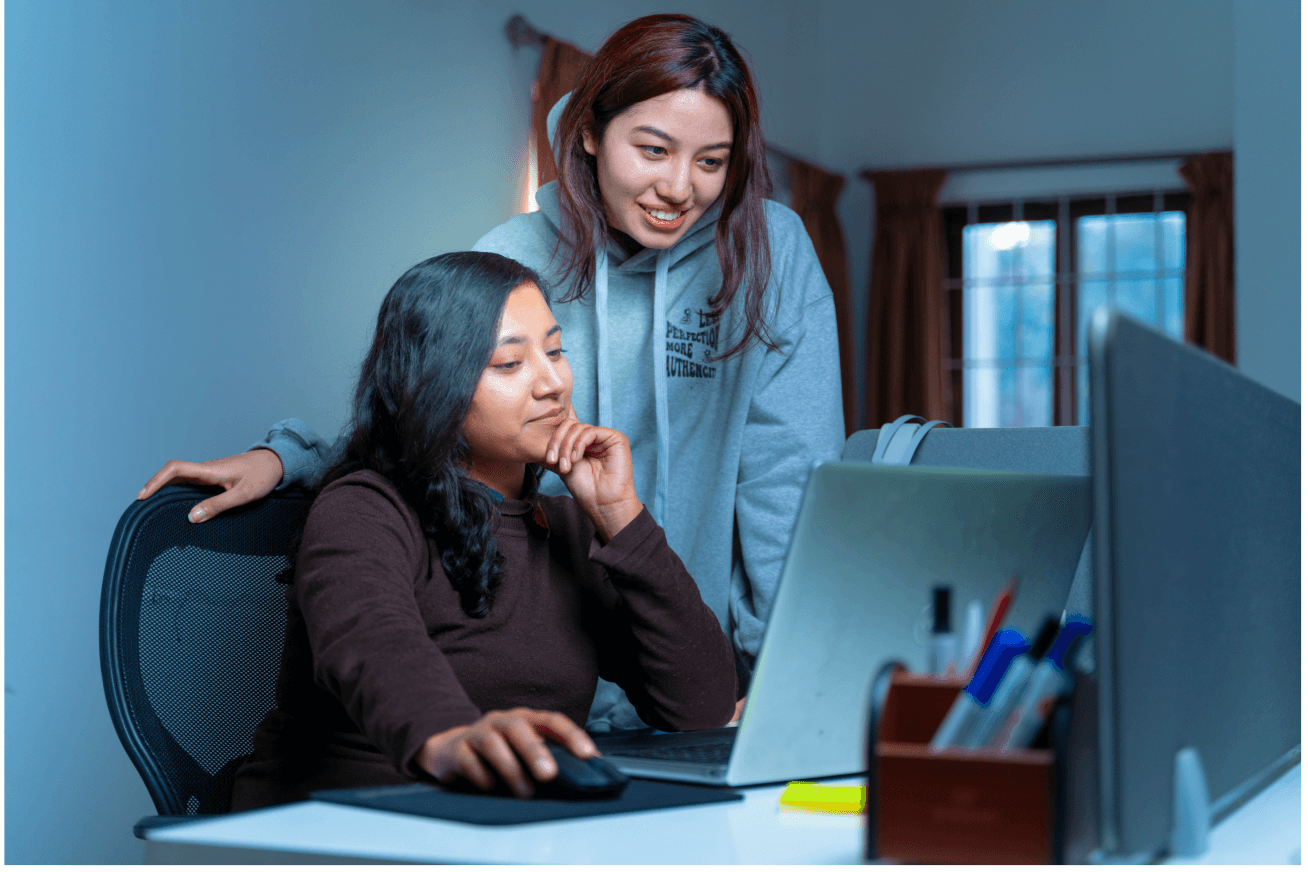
[247,418,332,490]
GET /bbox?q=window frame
[941,190,1192,426]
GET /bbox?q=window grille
[942,191,1190,426]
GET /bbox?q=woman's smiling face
[583,88,733,250]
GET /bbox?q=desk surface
[144,765,1300,865]
[146,777,866,865]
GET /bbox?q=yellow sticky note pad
[778,781,866,814]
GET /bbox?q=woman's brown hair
[552,14,777,357]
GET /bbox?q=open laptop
[595,462,1092,786]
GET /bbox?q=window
[942,192,1190,426]
[521,131,540,214]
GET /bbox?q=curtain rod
[859,148,1221,180]
[506,14,546,49]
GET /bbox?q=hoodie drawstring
[591,246,670,528]
[651,250,671,527]
[594,247,612,430]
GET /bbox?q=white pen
[959,599,984,674]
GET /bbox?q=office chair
[99,484,312,838]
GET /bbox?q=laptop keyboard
[604,741,734,764]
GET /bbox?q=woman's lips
[641,205,687,230]
[528,410,565,426]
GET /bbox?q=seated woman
[230,252,736,809]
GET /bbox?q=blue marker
[995,617,1093,749]
[929,628,1030,750]
[963,615,1061,747]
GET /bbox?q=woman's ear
[581,128,598,157]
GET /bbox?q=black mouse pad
[310,779,743,825]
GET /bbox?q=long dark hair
[553,13,777,358]
[318,251,543,617]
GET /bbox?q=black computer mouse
[535,740,629,799]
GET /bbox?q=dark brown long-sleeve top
[230,470,736,809]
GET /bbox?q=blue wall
[6,0,534,861]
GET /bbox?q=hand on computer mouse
[535,740,629,799]
[416,708,599,799]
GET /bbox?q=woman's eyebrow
[633,125,731,151]
[495,325,561,347]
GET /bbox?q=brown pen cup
[865,664,1070,864]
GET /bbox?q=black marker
[928,585,957,676]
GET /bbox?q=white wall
[1233,0,1301,400]
[809,0,1239,424]
[5,0,1295,863]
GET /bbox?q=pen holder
[864,662,1071,864]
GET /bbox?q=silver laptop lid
[726,462,1091,786]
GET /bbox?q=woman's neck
[608,226,645,258]
[465,461,526,501]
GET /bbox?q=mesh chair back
[100,484,312,817]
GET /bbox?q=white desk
[145,777,866,864]
[144,766,1300,864]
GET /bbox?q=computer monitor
[1087,310,1300,859]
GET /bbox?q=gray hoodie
[254,178,843,731]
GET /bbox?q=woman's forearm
[587,509,738,730]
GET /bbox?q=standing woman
[139,14,844,730]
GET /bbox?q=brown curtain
[1179,151,1235,364]
[532,37,593,188]
[788,160,856,436]
[862,169,951,425]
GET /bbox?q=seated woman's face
[463,282,573,472]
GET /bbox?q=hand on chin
[539,409,642,542]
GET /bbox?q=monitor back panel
[1088,311,1301,858]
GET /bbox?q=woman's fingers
[544,419,576,467]
[546,420,591,473]
[423,710,595,797]
[186,486,256,523]
[470,710,594,796]
[535,710,600,761]
[549,423,615,474]
[449,739,496,792]
[499,715,558,783]
[137,460,224,500]
[468,726,534,797]
[568,425,596,463]
[135,450,283,523]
